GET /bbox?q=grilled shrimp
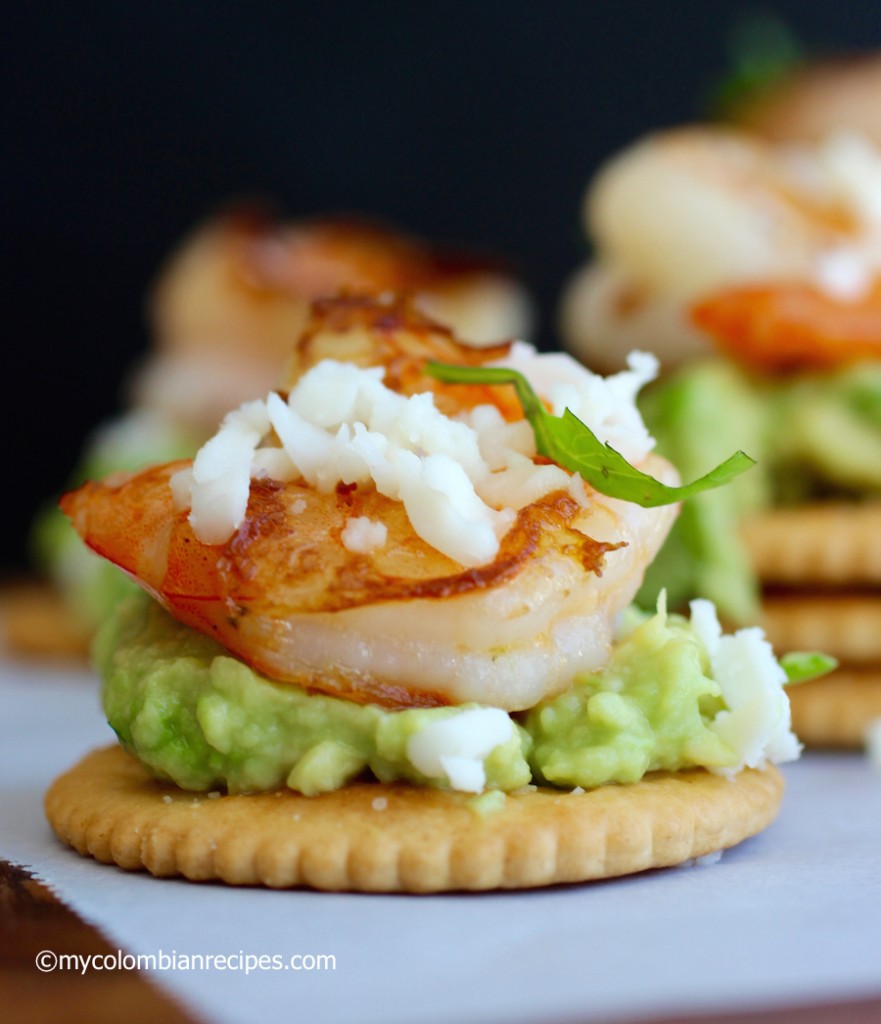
[563,126,881,371]
[135,213,532,432]
[63,297,676,711]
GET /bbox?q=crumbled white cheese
[175,345,657,566]
[490,344,658,464]
[251,447,299,483]
[814,248,873,301]
[341,516,388,554]
[187,400,271,545]
[690,599,801,772]
[170,465,195,510]
[406,708,515,793]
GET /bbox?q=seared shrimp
[136,213,532,432]
[276,293,525,421]
[63,297,675,711]
[563,126,881,371]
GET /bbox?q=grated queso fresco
[171,344,659,567]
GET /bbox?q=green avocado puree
[96,592,745,795]
[637,359,881,623]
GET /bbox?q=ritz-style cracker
[46,746,783,892]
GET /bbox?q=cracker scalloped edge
[45,746,785,892]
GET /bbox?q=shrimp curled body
[63,459,675,710]
[63,296,676,711]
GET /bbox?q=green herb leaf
[710,14,804,118]
[780,651,838,685]
[425,361,755,507]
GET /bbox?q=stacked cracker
[743,503,881,745]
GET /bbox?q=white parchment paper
[2,660,880,1024]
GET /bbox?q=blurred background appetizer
[560,123,881,747]
[17,213,532,655]
[139,211,534,436]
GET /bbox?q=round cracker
[741,502,881,585]
[788,669,881,748]
[740,504,881,747]
[761,593,881,665]
[0,581,89,660]
[45,746,784,893]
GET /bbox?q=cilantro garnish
[780,651,838,685]
[425,361,755,507]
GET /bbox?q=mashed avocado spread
[637,359,881,623]
[95,591,783,796]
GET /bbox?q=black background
[5,1,881,572]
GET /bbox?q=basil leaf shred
[780,651,838,685]
[424,361,755,507]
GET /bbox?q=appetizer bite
[21,213,532,655]
[561,125,881,746]
[46,295,805,893]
